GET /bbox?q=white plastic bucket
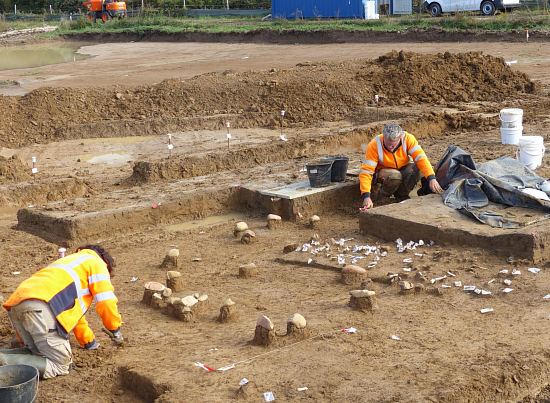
[518,135,545,170]
[499,108,523,129]
[500,126,522,145]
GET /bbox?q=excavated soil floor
[0,36,549,402]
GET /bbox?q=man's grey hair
[383,123,405,141]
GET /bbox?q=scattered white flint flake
[499,269,509,274]
[502,288,514,293]
[442,285,451,288]
[263,391,276,402]
[403,258,413,264]
[390,335,401,341]
[341,327,357,334]
[239,378,249,386]
[395,238,427,253]
[480,308,494,314]
[512,269,521,276]
[380,251,388,257]
[402,267,412,272]
[367,262,377,268]
[503,279,512,286]
[388,273,399,279]
[481,290,492,296]
[454,281,462,287]
[301,244,310,252]
[337,255,345,265]
[447,271,456,277]
[130,276,139,283]
[487,278,496,284]
[474,288,482,295]
[543,294,550,300]
[430,275,447,284]
[464,285,476,291]
[279,134,288,142]
[528,267,541,274]
[11,271,20,275]
[414,253,424,257]
[307,258,313,265]
[297,387,309,392]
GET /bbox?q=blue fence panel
[272,0,365,19]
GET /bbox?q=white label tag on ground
[167,144,174,150]
[480,308,494,314]
[239,378,249,386]
[309,169,317,174]
[263,391,275,402]
[31,167,38,174]
[226,133,232,139]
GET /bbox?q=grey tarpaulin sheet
[435,146,550,228]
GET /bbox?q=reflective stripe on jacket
[359,131,435,195]
[3,249,122,347]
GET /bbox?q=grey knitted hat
[383,123,404,141]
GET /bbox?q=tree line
[0,0,271,14]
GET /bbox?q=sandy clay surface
[0,35,549,402]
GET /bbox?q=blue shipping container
[272,0,365,19]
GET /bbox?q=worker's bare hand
[429,179,444,194]
[360,197,374,211]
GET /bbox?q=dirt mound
[0,51,535,147]
[367,50,536,104]
[0,155,31,183]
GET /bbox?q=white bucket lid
[500,108,523,115]
[519,135,544,145]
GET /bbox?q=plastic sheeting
[431,146,550,228]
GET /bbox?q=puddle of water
[0,45,89,70]
[164,212,246,232]
[87,153,132,165]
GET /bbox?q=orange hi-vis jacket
[359,131,436,197]
[3,249,122,347]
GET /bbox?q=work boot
[0,353,47,378]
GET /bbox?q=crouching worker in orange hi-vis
[359,122,444,210]
[1,245,123,379]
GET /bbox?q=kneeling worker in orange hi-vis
[1,245,123,379]
[359,122,443,210]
